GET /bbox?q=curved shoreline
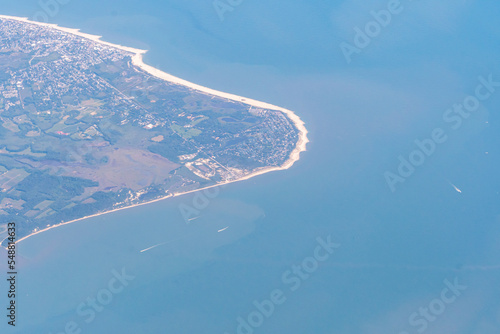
[0,14,309,246]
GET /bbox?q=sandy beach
[0,14,309,246]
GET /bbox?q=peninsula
[0,15,308,245]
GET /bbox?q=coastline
[0,14,309,246]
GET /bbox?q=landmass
[0,15,308,245]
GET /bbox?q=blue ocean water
[1,1,500,333]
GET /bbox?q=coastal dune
[0,14,309,245]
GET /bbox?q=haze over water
[1,1,500,333]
